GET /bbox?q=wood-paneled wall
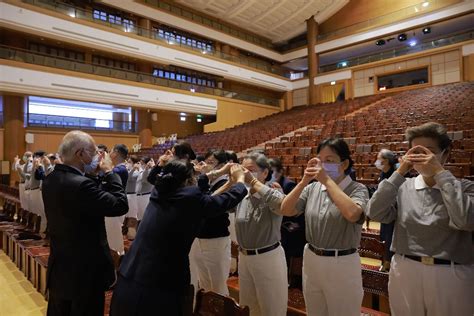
[320,0,461,37]
[23,129,139,154]
[204,100,279,133]
[150,110,214,138]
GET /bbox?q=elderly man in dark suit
[42,130,128,316]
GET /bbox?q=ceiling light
[422,2,429,7]
[340,61,348,67]
[409,40,417,47]
[422,27,431,34]
[375,39,386,46]
[330,81,336,85]
[68,11,76,18]
[398,33,407,41]
[196,118,202,123]
[180,112,186,116]
[190,88,195,93]
[180,116,186,122]
[379,87,387,91]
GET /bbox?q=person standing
[233,153,288,316]
[42,130,128,316]
[193,150,233,295]
[367,122,474,316]
[281,138,368,316]
[110,159,247,316]
[105,144,129,255]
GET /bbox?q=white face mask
[374,160,384,171]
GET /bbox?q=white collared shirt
[414,174,440,190]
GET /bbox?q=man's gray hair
[59,130,94,161]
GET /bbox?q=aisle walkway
[0,250,47,316]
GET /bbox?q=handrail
[319,30,474,73]
[140,0,274,49]
[0,45,280,107]
[20,0,292,78]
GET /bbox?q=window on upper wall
[93,9,135,31]
[91,55,135,71]
[377,67,429,92]
[152,26,214,52]
[27,96,133,132]
[29,42,85,61]
[152,68,216,87]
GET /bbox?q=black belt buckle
[308,244,356,257]
[239,242,279,256]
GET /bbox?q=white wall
[0,2,292,91]
[0,64,218,114]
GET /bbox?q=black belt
[308,244,357,257]
[127,192,136,194]
[239,242,280,256]
[403,254,460,265]
[27,187,40,191]
[137,192,151,196]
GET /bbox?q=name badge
[421,257,434,265]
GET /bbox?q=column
[307,16,319,105]
[138,17,152,37]
[283,90,293,111]
[3,95,27,185]
[137,109,152,147]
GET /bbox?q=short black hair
[268,158,284,172]
[113,144,128,159]
[317,138,354,175]
[140,156,151,164]
[155,159,194,196]
[129,155,139,164]
[33,150,46,158]
[195,155,205,163]
[405,122,452,151]
[226,150,239,163]
[173,141,196,160]
[205,149,228,165]
[97,144,108,152]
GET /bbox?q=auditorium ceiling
[173,0,349,43]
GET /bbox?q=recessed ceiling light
[398,33,407,41]
[422,27,431,34]
[375,39,386,46]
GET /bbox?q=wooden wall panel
[320,0,461,37]
[23,129,139,154]
[204,100,279,133]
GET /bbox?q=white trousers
[194,237,231,296]
[29,189,46,232]
[105,216,125,255]
[136,193,150,221]
[126,194,138,219]
[189,239,200,297]
[239,245,288,316]
[19,183,26,210]
[302,245,363,316]
[389,254,474,316]
[24,189,32,214]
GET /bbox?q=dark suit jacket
[42,164,128,299]
[118,183,247,291]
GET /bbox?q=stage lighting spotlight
[398,33,407,41]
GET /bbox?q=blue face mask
[84,154,99,174]
[322,162,342,181]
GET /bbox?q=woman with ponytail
[110,158,248,316]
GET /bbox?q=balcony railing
[28,113,134,132]
[20,0,292,79]
[319,30,474,73]
[0,45,280,107]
